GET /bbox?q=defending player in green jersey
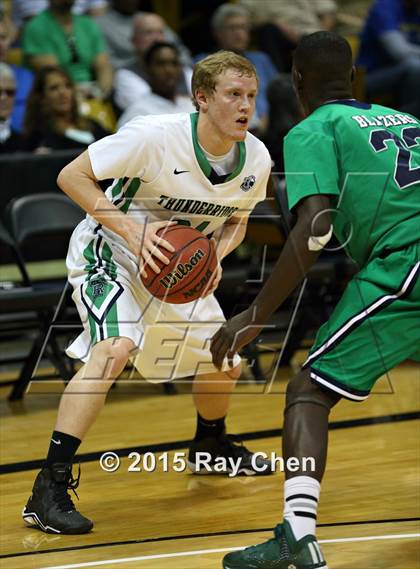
[210,31,419,568]
[285,100,419,268]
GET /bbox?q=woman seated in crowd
[23,65,109,152]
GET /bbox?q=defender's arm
[210,194,333,368]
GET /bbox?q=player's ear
[195,88,209,112]
[292,67,303,93]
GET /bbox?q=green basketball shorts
[303,242,420,401]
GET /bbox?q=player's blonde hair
[192,51,258,111]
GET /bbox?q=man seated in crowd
[240,0,338,72]
[96,0,191,70]
[194,3,278,134]
[22,0,113,101]
[0,62,24,152]
[113,11,192,111]
[118,42,194,127]
[0,11,33,132]
[11,0,107,27]
[357,0,420,116]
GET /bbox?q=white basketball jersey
[87,112,272,246]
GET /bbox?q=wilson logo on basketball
[183,268,213,299]
[160,249,205,290]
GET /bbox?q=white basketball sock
[283,476,320,540]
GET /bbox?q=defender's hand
[210,308,263,370]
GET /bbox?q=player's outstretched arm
[210,194,332,369]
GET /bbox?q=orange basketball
[141,226,217,304]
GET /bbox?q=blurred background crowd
[0,0,419,160]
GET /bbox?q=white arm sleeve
[114,69,151,110]
[88,118,165,182]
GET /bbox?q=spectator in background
[114,12,192,111]
[22,0,113,100]
[95,0,139,69]
[0,63,24,152]
[263,75,301,173]
[96,0,191,69]
[23,66,109,152]
[0,11,33,132]
[194,3,278,134]
[240,0,337,71]
[118,42,194,126]
[12,0,108,27]
[357,0,420,116]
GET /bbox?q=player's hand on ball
[128,220,176,277]
[210,308,263,369]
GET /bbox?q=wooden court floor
[1,355,419,568]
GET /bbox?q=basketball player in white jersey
[22,51,273,534]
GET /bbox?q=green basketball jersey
[284,100,420,267]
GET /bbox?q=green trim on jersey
[189,112,246,182]
[108,177,141,212]
[120,178,141,214]
[111,178,124,200]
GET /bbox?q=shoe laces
[242,526,289,558]
[53,464,81,512]
[218,434,252,459]
[243,537,278,554]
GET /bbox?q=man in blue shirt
[0,12,33,132]
[357,0,420,116]
[194,3,278,134]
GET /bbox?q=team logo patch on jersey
[91,277,106,298]
[240,175,256,191]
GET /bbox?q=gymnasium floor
[1,354,419,569]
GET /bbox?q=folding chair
[3,194,84,400]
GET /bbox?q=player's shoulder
[118,112,191,138]
[368,103,420,123]
[245,132,272,172]
[245,130,271,160]
[285,113,333,143]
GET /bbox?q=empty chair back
[6,193,84,263]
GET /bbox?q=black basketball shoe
[22,463,93,534]
[188,432,274,476]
